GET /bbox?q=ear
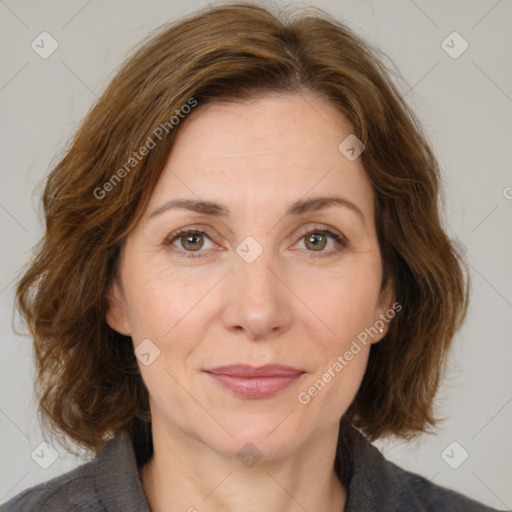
[372,278,395,342]
[105,278,131,336]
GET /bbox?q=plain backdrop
[0,0,511,509]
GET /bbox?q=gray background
[0,0,511,509]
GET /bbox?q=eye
[165,227,216,259]
[164,224,348,260]
[293,225,348,258]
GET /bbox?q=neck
[140,417,347,512]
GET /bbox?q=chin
[198,413,311,461]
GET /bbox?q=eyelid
[164,222,348,258]
[165,224,217,242]
[166,223,345,243]
[293,223,345,241]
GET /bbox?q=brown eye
[294,227,347,258]
[304,232,328,251]
[179,232,205,251]
[165,227,215,258]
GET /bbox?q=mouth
[203,364,306,399]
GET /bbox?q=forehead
[148,93,374,221]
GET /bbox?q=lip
[204,364,305,399]
[205,364,304,377]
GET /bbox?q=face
[106,92,394,460]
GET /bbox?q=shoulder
[0,430,151,512]
[0,458,98,512]
[389,458,505,512]
[343,426,507,512]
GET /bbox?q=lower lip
[206,373,304,399]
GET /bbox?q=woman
[1,2,505,511]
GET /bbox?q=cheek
[123,268,215,342]
[296,264,380,406]
[296,341,370,425]
[303,263,382,344]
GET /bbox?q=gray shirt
[0,425,506,511]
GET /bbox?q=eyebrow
[148,195,365,225]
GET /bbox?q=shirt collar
[94,429,152,512]
[340,425,423,511]
[93,424,418,512]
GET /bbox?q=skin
[106,92,394,512]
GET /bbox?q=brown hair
[15,1,469,463]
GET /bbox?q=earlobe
[105,280,131,336]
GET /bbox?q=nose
[220,244,292,341]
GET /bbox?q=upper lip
[204,364,304,377]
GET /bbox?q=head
[15,2,469,463]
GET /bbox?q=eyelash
[164,225,348,260]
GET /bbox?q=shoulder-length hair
[15,1,469,463]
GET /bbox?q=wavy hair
[15,1,469,464]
